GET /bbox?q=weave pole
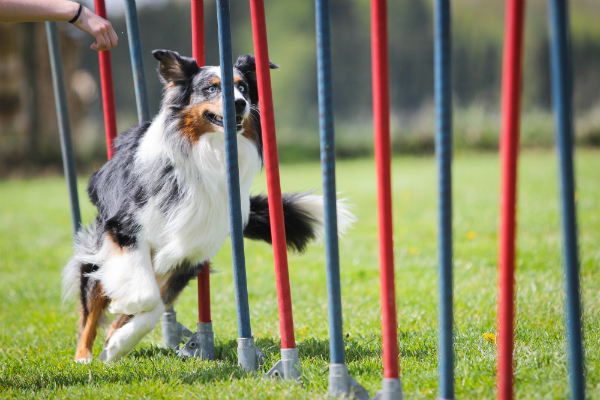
[497,0,525,399]
[215,0,259,371]
[434,0,454,399]
[370,1,403,399]
[547,1,585,398]
[193,0,213,349]
[123,0,150,123]
[249,0,301,380]
[93,0,118,159]
[177,0,216,360]
[192,0,210,329]
[314,0,367,398]
[46,22,81,237]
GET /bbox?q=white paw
[74,355,92,364]
[102,335,129,362]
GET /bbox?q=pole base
[161,306,193,349]
[266,347,301,381]
[177,322,216,360]
[328,363,369,400]
[237,337,265,371]
[372,378,403,400]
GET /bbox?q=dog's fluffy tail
[243,192,355,252]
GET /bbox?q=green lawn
[1,150,599,399]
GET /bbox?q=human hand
[72,6,118,51]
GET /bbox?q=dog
[62,50,354,363]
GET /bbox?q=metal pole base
[177,322,215,360]
[161,306,193,349]
[372,378,404,400]
[266,347,301,381]
[237,337,266,371]
[328,364,369,400]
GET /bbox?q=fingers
[93,20,116,51]
[74,6,118,51]
[107,24,119,49]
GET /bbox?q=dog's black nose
[235,99,247,115]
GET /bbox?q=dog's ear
[153,49,199,86]
[234,54,279,104]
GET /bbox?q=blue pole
[547,1,585,399]
[315,0,345,365]
[215,0,252,340]
[123,0,150,123]
[434,1,454,399]
[46,22,81,236]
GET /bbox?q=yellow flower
[483,332,496,345]
[467,231,477,240]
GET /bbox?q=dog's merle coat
[62,50,354,363]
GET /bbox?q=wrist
[69,3,84,24]
[62,1,81,22]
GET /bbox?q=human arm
[0,0,118,51]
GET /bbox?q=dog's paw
[74,349,93,364]
[102,339,129,362]
[108,294,159,315]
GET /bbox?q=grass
[1,150,599,399]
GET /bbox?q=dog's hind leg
[74,281,108,363]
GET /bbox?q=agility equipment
[433,1,454,399]
[496,1,585,399]
[249,0,302,380]
[93,0,118,158]
[548,0,585,398]
[370,0,403,399]
[176,0,216,361]
[46,22,81,237]
[45,0,587,397]
[123,0,150,123]
[314,0,369,398]
[215,0,260,371]
[497,1,525,398]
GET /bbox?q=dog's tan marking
[74,284,108,362]
[234,76,242,84]
[105,233,124,256]
[105,314,133,345]
[210,77,221,85]
[178,102,223,144]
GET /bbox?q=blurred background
[0,0,599,176]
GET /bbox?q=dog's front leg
[89,239,160,316]
[100,301,166,362]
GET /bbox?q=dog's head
[152,49,278,145]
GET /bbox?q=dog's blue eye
[239,86,245,93]
[208,86,217,93]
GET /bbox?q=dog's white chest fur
[136,119,261,274]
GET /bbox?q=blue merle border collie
[62,50,354,363]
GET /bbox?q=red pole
[191,0,211,324]
[249,0,296,349]
[497,1,525,399]
[94,0,118,159]
[371,0,399,379]
[192,0,205,67]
